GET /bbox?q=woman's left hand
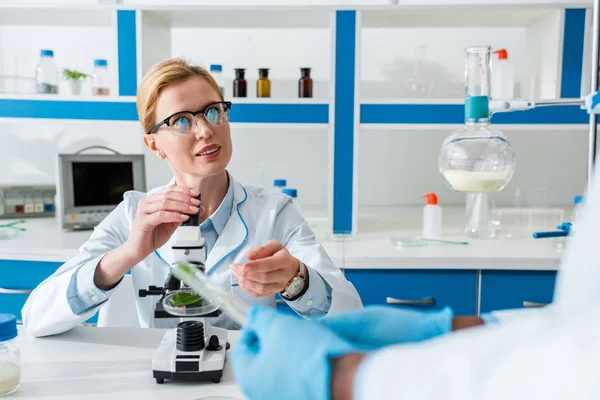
[231,240,300,297]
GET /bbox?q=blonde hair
[136,58,224,134]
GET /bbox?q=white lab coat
[356,165,600,399]
[22,177,362,337]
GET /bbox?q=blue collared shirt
[67,178,331,318]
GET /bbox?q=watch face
[286,278,305,297]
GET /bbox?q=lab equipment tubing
[0,314,20,396]
[233,68,247,97]
[257,68,270,98]
[35,50,58,94]
[299,68,313,98]
[92,59,110,96]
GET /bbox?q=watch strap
[280,260,309,301]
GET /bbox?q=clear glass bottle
[0,314,20,396]
[257,68,271,98]
[35,49,59,94]
[405,46,431,97]
[439,46,515,239]
[210,64,225,96]
[298,68,313,98]
[233,68,247,97]
[92,59,110,96]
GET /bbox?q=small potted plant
[62,69,89,95]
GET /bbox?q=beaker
[465,193,498,239]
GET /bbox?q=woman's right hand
[124,185,201,263]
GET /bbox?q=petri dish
[162,289,220,317]
[0,228,19,240]
[391,236,429,248]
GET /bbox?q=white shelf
[0,94,136,102]
[362,7,560,28]
[0,6,113,26]
[142,9,331,28]
[230,97,329,104]
[361,98,463,104]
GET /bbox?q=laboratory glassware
[0,314,20,396]
[233,68,247,97]
[405,45,431,97]
[211,65,225,96]
[92,59,110,96]
[257,68,271,98]
[299,68,313,98]
[439,46,515,239]
[35,49,59,94]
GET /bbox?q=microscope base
[151,321,229,384]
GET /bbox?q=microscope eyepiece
[182,193,201,227]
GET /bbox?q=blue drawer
[480,270,557,313]
[345,269,477,315]
[0,260,62,290]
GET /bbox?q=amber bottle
[257,68,271,98]
[233,68,247,97]
[298,68,313,98]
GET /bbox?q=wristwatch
[280,260,309,301]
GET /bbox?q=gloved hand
[318,305,454,351]
[231,305,353,400]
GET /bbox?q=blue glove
[318,305,454,351]
[231,305,353,400]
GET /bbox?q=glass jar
[0,314,20,396]
[273,179,287,193]
[35,49,59,94]
[257,68,271,98]
[282,188,300,214]
[298,68,313,98]
[233,68,247,97]
[92,59,110,96]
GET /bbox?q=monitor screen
[72,162,134,207]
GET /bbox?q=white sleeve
[355,305,600,400]
[22,195,134,337]
[272,200,362,316]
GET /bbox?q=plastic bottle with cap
[491,48,514,99]
[422,193,442,239]
[273,179,287,193]
[282,188,300,214]
[210,64,225,96]
[35,49,59,94]
[92,59,110,96]
[0,314,20,396]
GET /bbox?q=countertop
[13,326,245,400]
[0,207,569,271]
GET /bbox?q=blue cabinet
[0,259,97,323]
[345,269,478,315]
[480,270,557,313]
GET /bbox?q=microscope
[139,196,229,384]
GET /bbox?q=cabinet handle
[386,297,435,305]
[0,288,33,294]
[523,301,549,308]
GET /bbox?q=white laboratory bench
[13,326,245,400]
[0,207,567,270]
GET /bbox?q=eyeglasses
[148,101,232,136]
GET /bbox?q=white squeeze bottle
[491,48,514,99]
[422,193,442,238]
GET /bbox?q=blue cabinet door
[0,259,97,324]
[345,269,477,315]
[480,270,557,313]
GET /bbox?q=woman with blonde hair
[23,58,361,337]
